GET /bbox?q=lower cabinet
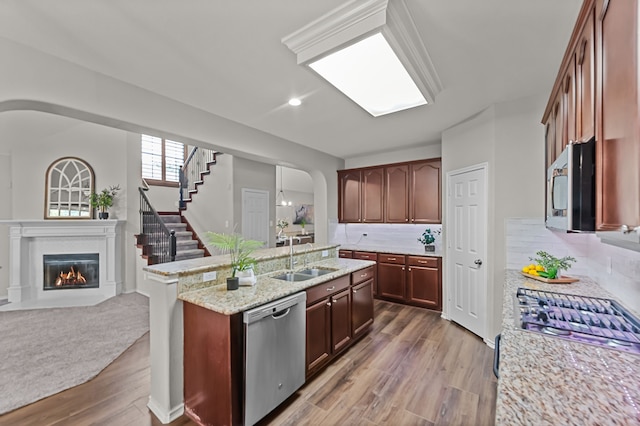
[377,253,442,311]
[305,267,374,378]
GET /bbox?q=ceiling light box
[282,0,442,117]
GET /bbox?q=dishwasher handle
[244,291,306,324]
[272,307,291,319]
[493,334,501,379]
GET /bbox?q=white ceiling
[0,0,582,160]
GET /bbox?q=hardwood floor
[0,300,496,426]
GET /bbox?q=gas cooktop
[515,287,640,355]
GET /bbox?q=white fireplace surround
[1,220,123,310]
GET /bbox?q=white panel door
[447,164,487,339]
[242,189,269,246]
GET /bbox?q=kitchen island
[142,244,375,424]
[496,270,640,425]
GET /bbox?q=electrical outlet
[322,250,329,257]
[362,233,368,237]
[203,271,217,282]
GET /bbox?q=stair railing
[139,187,177,264]
[179,146,218,209]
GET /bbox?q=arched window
[45,157,95,219]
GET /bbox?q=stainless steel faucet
[289,236,296,270]
[304,242,313,267]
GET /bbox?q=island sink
[272,272,315,282]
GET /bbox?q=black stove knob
[538,311,549,322]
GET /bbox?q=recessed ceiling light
[309,32,426,117]
[288,98,302,106]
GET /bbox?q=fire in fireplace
[43,254,99,290]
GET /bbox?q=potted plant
[418,228,441,252]
[276,219,289,240]
[299,217,307,235]
[528,250,577,279]
[206,231,264,289]
[90,185,120,219]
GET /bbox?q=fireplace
[43,253,99,290]
[1,220,123,310]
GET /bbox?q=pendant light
[276,166,292,207]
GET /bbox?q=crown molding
[282,0,442,105]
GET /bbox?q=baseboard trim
[147,396,184,424]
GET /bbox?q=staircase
[158,213,207,261]
[137,146,218,266]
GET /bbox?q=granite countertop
[338,244,443,258]
[143,243,339,277]
[178,258,375,315]
[496,270,640,425]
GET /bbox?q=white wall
[344,144,442,169]
[442,94,546,340]
[182,153,234,241]
[0,153,11,297]
[0,37,344,245]
[0,112,137,297]
[506,218,640,314]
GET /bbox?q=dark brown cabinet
[351,278,374,338]
[596,0,640,230]
[305,297,331,373]
[305,270,373,378]
[338,249,353,258]
[362,168,385,223]
[385,165,409,223]
[406,256,442,310]
[377,254,405,301]
[338,158,441,224]
[376,253,442,311]
[544,0,640,232]
[338,169,361,223]
[410,160,442,224]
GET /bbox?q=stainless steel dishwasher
[243,291,306,426]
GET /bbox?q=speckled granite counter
[338,244,442,257]
[177,258,375,315]
[496,270,640,425]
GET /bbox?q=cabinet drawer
[338,250,353,258]
[306,275,350,305]
[378,253,405,264]
[408,256,439,268]
[351,266,374,285]
[353,251,376,260]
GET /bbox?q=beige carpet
[0,292,149,415]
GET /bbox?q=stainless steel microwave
[546,137,595,232]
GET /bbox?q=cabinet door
[338,170,361,223]
[577,7,595,141]
[545,119,556,171]
[563,56,577,146]
[377,262,405,301]
[553,92,565,157]
[597,0,640,230]
[410,160,441,224]
[385,165,409,223]
[362,168,384,223]
[306,298,331,374]
[330,289,352,353]
[338,250,353,259]
[351,279,374,338]
[407,265,441,311]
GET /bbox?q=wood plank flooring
[0,300,497,426]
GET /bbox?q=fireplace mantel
[0,219,124,309]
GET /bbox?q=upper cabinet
[543,0,640,231]
[338,158,441,224]
[338,169,362,223]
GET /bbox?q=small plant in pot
[418,228,441,252]
[206,232,264,290]
[90,185,120,219]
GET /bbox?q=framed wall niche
[45,157,95,219]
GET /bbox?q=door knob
[474,259,483,266]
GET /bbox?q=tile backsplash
[329,221,443,253]
[506,218,640,312]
